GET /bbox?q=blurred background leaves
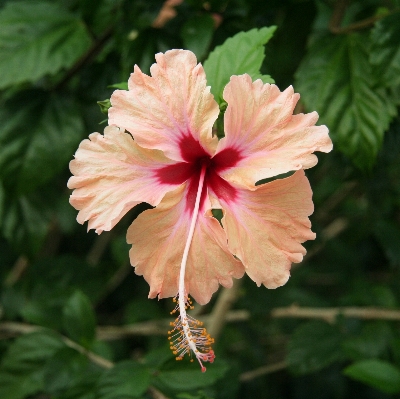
[1,0,400,398]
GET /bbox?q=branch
[86,231,114,266]
[4,256,29,287]
[207,279,242,339]
[94,262,131,306]
[329,0,350,33]
[96,309,249,340]
[97,305,400,337]
[63,335,114,369]
[330,15,382,34]
[4,305,400,342]
[314,181,357,221]
[329,0,399,35]
[303,217,349,261]
[239,361,287,382]
[0,311,248,341]
[271,305,400,324]
[54,27,113,90]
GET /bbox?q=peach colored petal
[127,184,244,305]
[109,50,219,162]
[68,125,178,234]
[216,75,332,189]
[220,170,315,288]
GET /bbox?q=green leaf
[0,90,84,194]
[0,1,92,89]
[108,82,129,90]
[63,290,96,348]
[124,298,163,324]
[370,11,400,87]
[181,14,214,60]
[1,191,52,256]
[344,359,400,394]
[342,322,392,361]
[144,346,174,369]
[251,73,275,84]
[0,330,65,399]
[295,33,397,170]
[203,27,276,103]
[286,321,344,375]
[24,255,109,304]
[155,360,229,390]
[1,330,64,373]
[0,372,43,399]
[56,378,97,399]
[96,360,151,398]
[43,347,94,395]
[97,99,111,114]
[22,298,67,330]
[177,391,214,399]
[0,334,98,399]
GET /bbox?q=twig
[6,305,400,340]
[314,181,357,221]
[329,0,399,34]
[86,231,114,266]
[4,256,29,286]
[63,336,114,369]
[148,386,170,399]
[0,311,249,341]
[97,305,400,337]
[207,279,242,339]
[97,309,249,340]
[303,217,348,261]
[38,220,62,258]
[330,14,382,34]
[98,319,169,339]
[239,361,287,382]
[271,305,400,324]
[328,0,350,33]
[55,27,114,90]
[4,305,400,342]
[95,262,131,306]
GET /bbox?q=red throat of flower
[167,163,215,372]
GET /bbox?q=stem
[54,27,113,90]
[207,279,242,339]
[271,305,400,324]
[239,361,287,382]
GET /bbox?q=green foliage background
[1,0,400,398]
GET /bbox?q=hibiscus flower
[68,49,332,371]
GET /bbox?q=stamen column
[169,163,215,372]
